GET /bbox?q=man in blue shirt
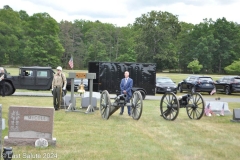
[120,71,133,116]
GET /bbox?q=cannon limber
[100,90,143,120]
[160,92,205,120]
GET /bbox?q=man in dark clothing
[0,68,7,97]
[119,71,133,116]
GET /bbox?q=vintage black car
[178,75,215,94]
[1,66,77,96]
[215,76,240,95]
[156,77,177,94]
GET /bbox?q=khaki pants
[53,87,61,109]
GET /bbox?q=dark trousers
[0,82,5,97]
[120,98,131,115]
[53,87,61,109]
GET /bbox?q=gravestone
[205,101,231,115]
[81,97,97,109]
[231,108,240,122]
[63,95,76,109]
[4,106,56,146]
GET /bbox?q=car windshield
[156,78,173,83]
[233,78,240,83]
[199,77,213,82]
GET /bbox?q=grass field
[0,95,240,160]
[1,68,240,159]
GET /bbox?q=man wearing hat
[52,66,67,110]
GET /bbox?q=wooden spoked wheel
[130,91,143,120]
[100,90,111,120]
[160,92,179,121]
[186,92,205,120]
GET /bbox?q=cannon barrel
[179,94,191,105]
[116,94,127,100]
[109,94,127,116]
[100,90,143,120]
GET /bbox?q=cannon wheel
[100,90,111,120]
[130,91,143,120]
[160,92,179,121]
[186,92,205,120]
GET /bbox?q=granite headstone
[205,101,231,115]
[231,108,240,122]
[4,106,56,146]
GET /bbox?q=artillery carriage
[100,90,143,120]
[160,92,205,120]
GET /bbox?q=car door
[20,69,35,87]
[181,76,191,90]
[231,77,240,91]
[215,77,225,92]
[35,70,52,89]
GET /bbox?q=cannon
[160,92,205,120]
[100,90,143,120]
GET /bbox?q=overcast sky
[1,0,240,26]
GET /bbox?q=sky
[0,0,240,27]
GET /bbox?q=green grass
[0,96,240,160]
[1,68,240,159]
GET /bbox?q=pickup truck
[2,66,75,96]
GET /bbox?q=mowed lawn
[1,68,240,159]
[0,95,240,160]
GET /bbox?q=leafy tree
[187,59,203,74]
[224,59,240,74]
[181,19,216,73]
[83,21,116,64]
[133,10,181,70]
[23,13,64,67]
[176,22,194,72]
[115,25,136,62]
[0,5,23,65]
[59,20,85,69]
[212,17,240,73]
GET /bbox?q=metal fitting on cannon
[116,94,127,100]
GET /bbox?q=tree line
[1,5,240,74]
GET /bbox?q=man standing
[120,71,133,116]
[0,68,7,97]
[52,66,67,111]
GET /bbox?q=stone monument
[4,106,56,146]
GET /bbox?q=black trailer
[88,62,156,99]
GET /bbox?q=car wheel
[4,82,14,96]
[179,85,183,93]
[225,86,231,95]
